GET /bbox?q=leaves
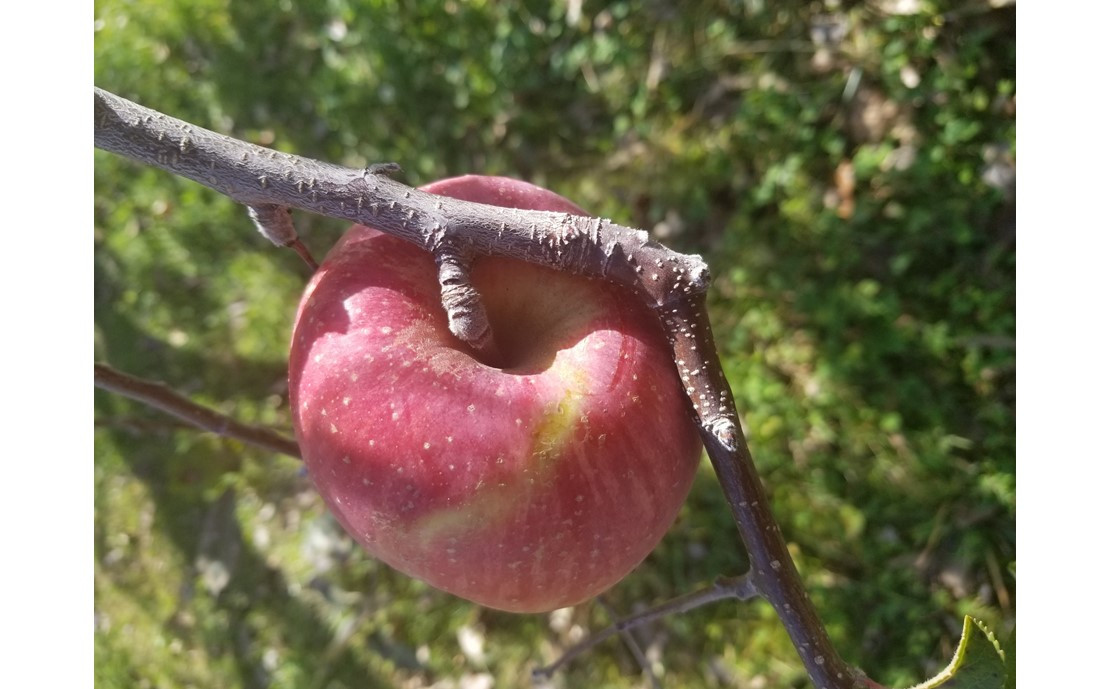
[911,617,1007,689]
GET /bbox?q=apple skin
[288,175,702,613]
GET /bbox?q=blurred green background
[94,1,1015,687]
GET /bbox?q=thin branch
[94,363,302,459]
[94,88,871,688]
[596,596,662,689]
[94,88,712,317]
[534,575,757,680]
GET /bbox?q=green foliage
[95,0,1015,687]
[911,617,1006,689]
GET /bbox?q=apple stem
[286,238,319,270]
[94,363,302,459]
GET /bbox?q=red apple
[288,175,702,612]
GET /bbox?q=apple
[288,175,702,613]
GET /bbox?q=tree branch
[94,88,712,319]
[596,596,663,689]
[94,363,302,459]
[533,575,758,680]
[663,297,868,687]
[94,88,869,688]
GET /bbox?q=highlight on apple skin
[288,175,703,613]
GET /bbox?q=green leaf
[910,617,1007,689]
